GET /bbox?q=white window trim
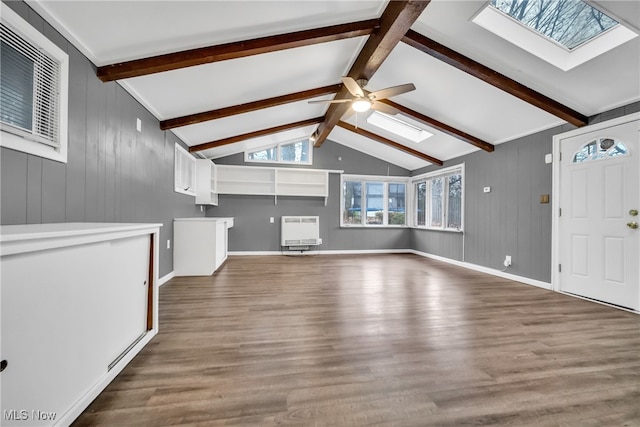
[174,143,196,196]
[411,163,465,233]
[245,138,313,166]
[340,174,409,228]
[0,3,69,163]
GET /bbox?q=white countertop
[0,222,162,256]
[0,222,162,242]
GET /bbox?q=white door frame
[551,111,640,309]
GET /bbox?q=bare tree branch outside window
[491,0,618,50]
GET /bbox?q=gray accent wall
[0,0,204,277]
[411,102,640,283]
[208,140,412,252]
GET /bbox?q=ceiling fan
[309,77,415,116]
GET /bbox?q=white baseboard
[410,250,551,290]
[158,271,175,286]
[228,249,412,256]
[229,249,550,290]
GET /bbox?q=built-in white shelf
[195,159,218,205]
[215,165,341,205]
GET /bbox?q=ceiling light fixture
[351,99,371,112]
[366,111,433,143]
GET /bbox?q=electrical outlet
[504,255,511,267]
[270,217,274,223]
[136,118,142,132]
[167,239,171,250]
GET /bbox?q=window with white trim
[413,164,464,231]
[0,3,69,163]
[341,175,407,227]
[174,143,196,196]
[245,139,312,165]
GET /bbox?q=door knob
[630,209,638,216]
[627,221,639,229]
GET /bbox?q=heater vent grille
[281,216,320,247]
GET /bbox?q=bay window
[413,164,464,231]
[341,176,406,227]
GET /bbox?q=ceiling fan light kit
[352,99,372,112]
[308,76,415,117]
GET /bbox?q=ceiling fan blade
[308,99,352,104]
[341,77,365,98]
[369,83,416,100]
[371,101,400,116]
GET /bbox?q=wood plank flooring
[73,254,640,426]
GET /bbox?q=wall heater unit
[281,216,320,249]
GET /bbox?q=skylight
[366,112,433,143]
[473,0,638,71]
[491,0,618,50]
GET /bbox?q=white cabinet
[0,223,161,427]
[173,217,234,276]
[215,165,333,205]
[195,159,218,206]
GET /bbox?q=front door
[557,114,639,310]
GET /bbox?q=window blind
[1,22,60,147]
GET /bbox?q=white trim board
[410,250,551,290]
[229,249,412,256]
[228,249,551,290]
[159,271,175,286]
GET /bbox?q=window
[0,3,69,163]
[174,143,196,196]
[341,176,407,227]
[246,139,311,165]
[572,137,629,163]
[472,0,637,71]
[491,0,617,50]
[413,164,464,231]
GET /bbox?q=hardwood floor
[73,254,640,426]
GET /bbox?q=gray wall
[411,102,640,283]
[208,140,412,251]
[3,1,638,280]
[0,0,204,277]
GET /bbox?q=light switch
[270,217,274,223]
[136,118,142,132]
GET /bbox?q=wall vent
[281,216,320,247]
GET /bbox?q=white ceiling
[29,0,640,171]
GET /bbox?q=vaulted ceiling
[29,0,640,171]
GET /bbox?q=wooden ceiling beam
[313,1,432,148]
[97,20,379,82]
[402,30,588,127]
[189,117,323,153]
[161,84,341,130]
[379,99,494,152]
[338,121,443,165]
